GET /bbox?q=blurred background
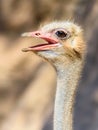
[0,0,98,130]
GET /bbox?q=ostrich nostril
[35,32,41,36]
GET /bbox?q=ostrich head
[22,21,85,66]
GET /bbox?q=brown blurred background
[0,0,98,130]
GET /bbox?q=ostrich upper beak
[22,31,60,52]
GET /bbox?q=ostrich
[22,21,86,130]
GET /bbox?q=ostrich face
[22,22,85,64]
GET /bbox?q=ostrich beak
[22,31,60,52]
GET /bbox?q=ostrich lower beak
[22,31,60,52]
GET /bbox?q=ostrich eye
[55,30,68,39]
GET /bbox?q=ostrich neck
[54,60,83,130]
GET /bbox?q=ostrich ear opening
[70,34,85,59]
[73,48,81,58]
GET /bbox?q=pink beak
[22,31,60,52]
